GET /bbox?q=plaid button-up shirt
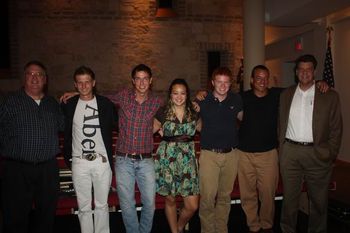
[109,89,162,154]
[0,89,64,162]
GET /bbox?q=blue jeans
[115,156,156,233]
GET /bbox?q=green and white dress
[154,109,199,197]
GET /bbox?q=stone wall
[2,0,243,98]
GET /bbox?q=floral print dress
[154,112,199,197]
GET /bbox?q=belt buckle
[129,153,142,160]
[127,152,136,160]
[85,153,97,161]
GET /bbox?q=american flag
[322,42,335,87]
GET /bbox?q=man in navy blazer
[278,54,342,233]
[61,66,118,233]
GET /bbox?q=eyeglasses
[25,71,45,78]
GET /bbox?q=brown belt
[116,152,152,160]
[203,148,233,154]
[285,138,314,146]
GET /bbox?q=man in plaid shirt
[108,64,162,233]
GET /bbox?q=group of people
[0,53,342,233]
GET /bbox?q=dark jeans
[1,158,59,233]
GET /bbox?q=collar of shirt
[296,82,315,97]
[132,89,149,102]
[208,91,234,103]
[21,88,47,101]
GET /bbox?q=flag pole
[326,26,333,46]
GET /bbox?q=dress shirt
[286,83,315,142]
[0,89,64,162]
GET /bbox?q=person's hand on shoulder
[316,80,330,93]
[60,91,79,103]
[192,101,200,112]
[196,90,208,101]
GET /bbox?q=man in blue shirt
[197,67,243,233]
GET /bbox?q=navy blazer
[61,94,118,170]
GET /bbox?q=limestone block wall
[2,0,243,98]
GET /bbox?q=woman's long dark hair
[164,78,196,122]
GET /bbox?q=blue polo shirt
[198,91,243,150]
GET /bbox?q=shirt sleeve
[57,107,65,132]
[155,106,166,124]
[105,91,121,106]
[51,97,65,132]
[272,87,285,95]
[0,99,6,149]
[236,93,243,112]
[0,98,5,126]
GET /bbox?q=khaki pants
[199,149,239,233]
[237,149,279,232]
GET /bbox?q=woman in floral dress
[154,78,201,233]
